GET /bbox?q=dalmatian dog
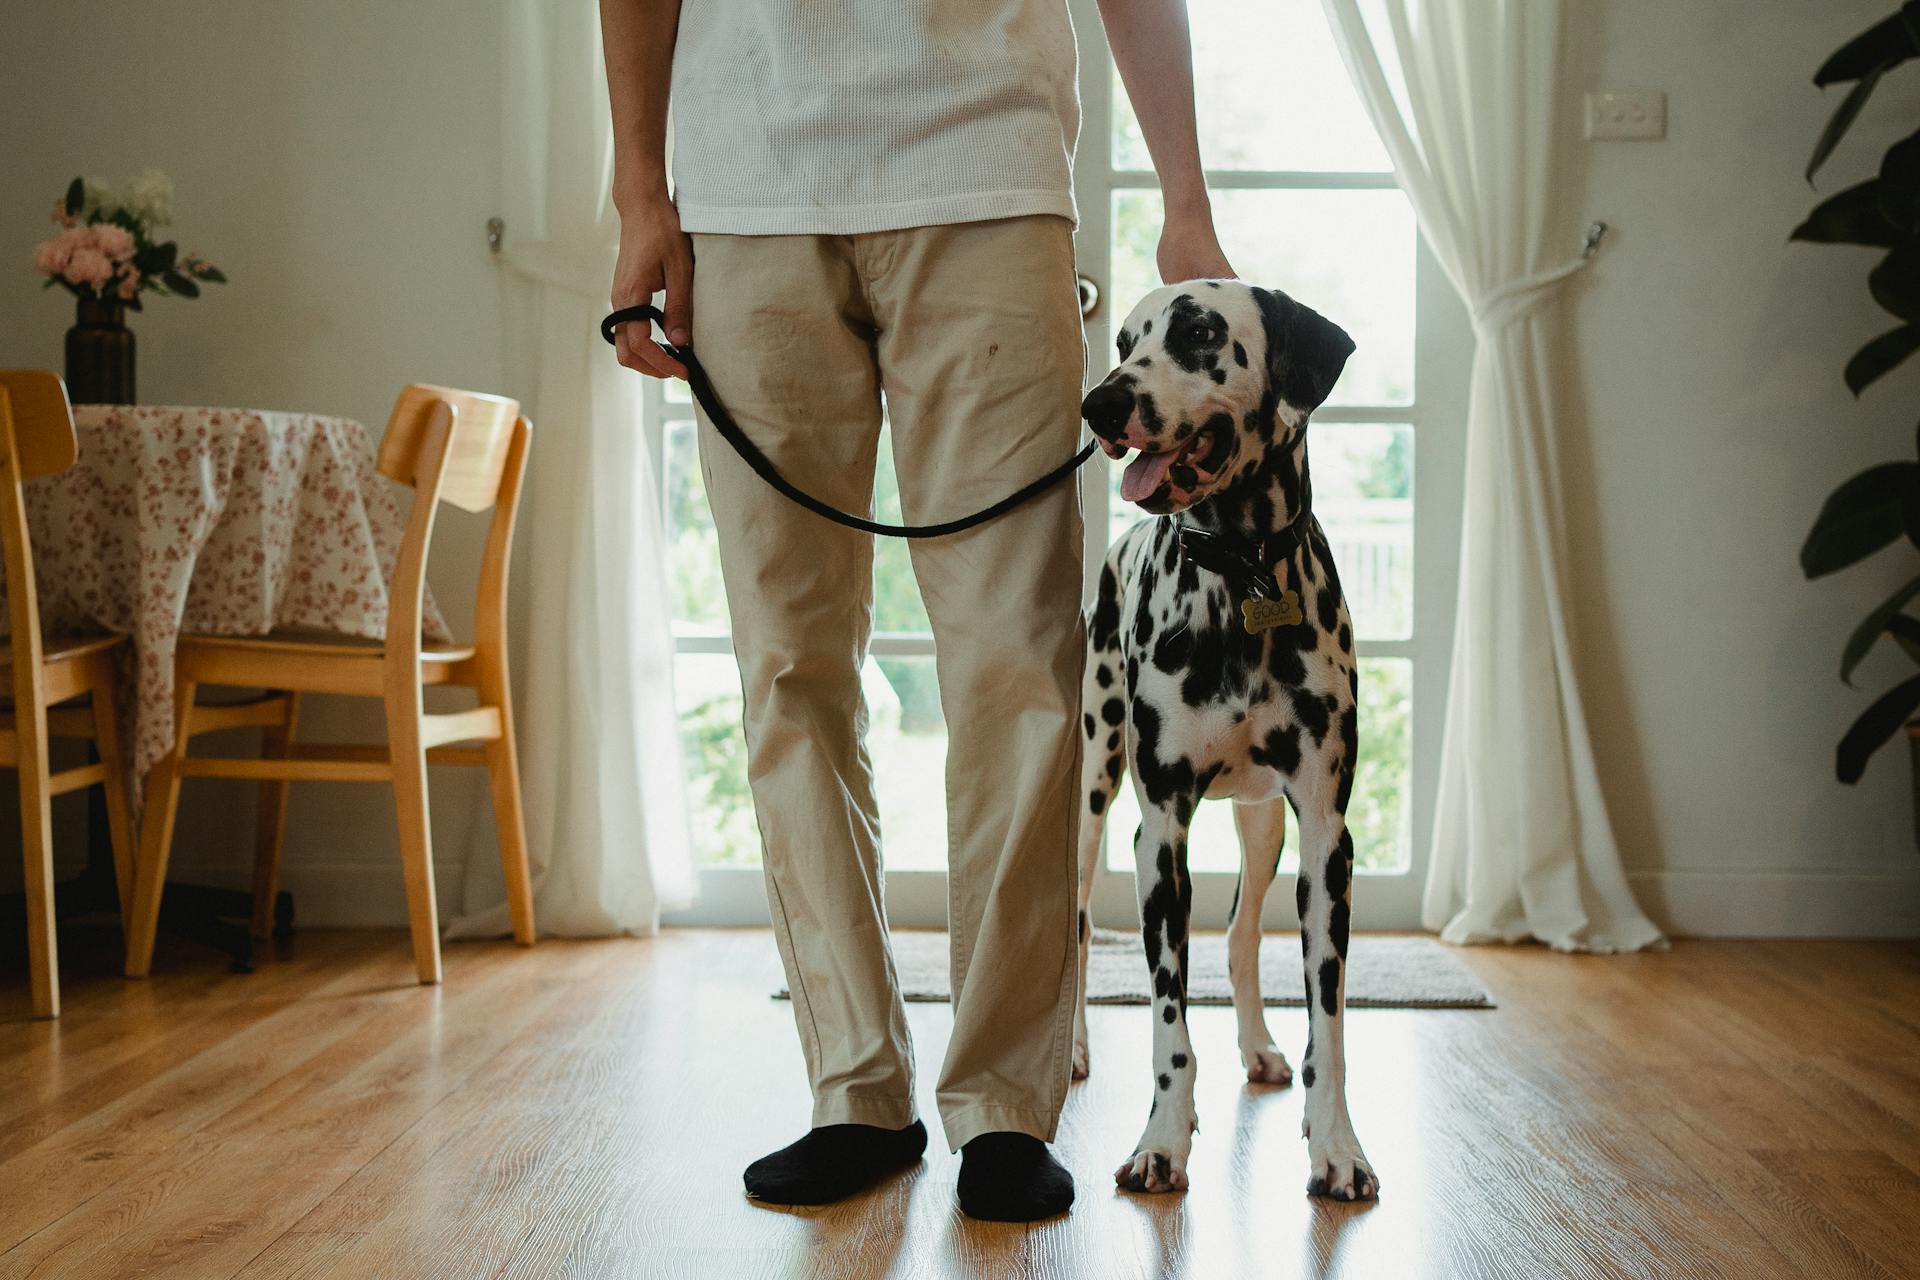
[1071,280,1378,1202]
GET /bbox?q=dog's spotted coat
[1071,280,1378,1201]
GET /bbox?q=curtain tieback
[1470,255,1592,337]
[501,239,619,300]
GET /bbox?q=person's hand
[610,196,693,380]
[1157,202,1236,285]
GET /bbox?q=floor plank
[4,929,1918,1279]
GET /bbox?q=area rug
[776,929,1495,1009]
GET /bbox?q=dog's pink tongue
[1120,450,1174,502]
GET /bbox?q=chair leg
[89,683,139,940]
[483,725,535,947]
[250,692,301,939]
[19,736,59,1019]
[386,692,442,985]
[126,679,197,979]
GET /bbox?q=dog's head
[1081,280,1355,515]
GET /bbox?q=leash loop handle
[603,304,1095,539]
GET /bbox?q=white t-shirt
[669,0,1080,235]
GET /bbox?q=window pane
[665,376,691,405]
[1103,657,1410,875]
[675,652,759,865]
[874,417,932,635]
[866,653,950,871]
[1111,0,1389,173]
[1351,658,1411,871]
[1315,425,1412,640]
[677,651,952,870]
[664,421,727,632]
[1110,188,1415,406]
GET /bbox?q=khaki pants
[690,216,1085,1150]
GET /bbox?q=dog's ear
[1251,286,1356,414]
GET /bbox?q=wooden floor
[3,927,1919,1280]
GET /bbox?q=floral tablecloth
[0,404,449,784]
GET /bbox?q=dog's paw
[1240,1043,1292,1085]
[1114,1147,1189,1194]
[1071,1036,1090,1081]
[1305,1147,1379,1202]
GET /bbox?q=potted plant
[1796,4,1920,844]
[31,170,226,404]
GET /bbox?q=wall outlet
[1585,90,1666,141]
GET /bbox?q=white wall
[3,0,1915,937]
[1561,0,1920,934]
[0,1,516,918]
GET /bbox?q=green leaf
[1881,131,1920,232]
[1888,613,1920,665]
[1871,240,1920,320]
[1846,323,1920,393]
[1841,573,1920,683]
[194,264,227,284]
[162,271,200,298]
[63,177,83,217]
[1836,672,1920,782]
[1816,9,1919,84]
[1795,179,1903,246]
[1809,63,1890,182]
[144,241,177,274]
[1804,463,1920,578]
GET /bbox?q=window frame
[662,0,1469,930]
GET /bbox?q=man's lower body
[689,215,1086,1220]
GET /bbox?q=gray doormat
[776,929,1495,1009]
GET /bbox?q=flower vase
[65,297,135,405]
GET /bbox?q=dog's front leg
[1115,796,1200,1193]
[1295,790,1377,1201]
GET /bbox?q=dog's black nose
[1081,382,1135,439]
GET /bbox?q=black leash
[602,304,1096,539]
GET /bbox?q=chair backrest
[0,371,78,481]
[377,384,522,512]
[0,371,79,691]
[374,384,531,667]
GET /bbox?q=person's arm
[602,0,691,379]
[1096,0,1235,284]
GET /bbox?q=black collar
[1176,498,1313,602]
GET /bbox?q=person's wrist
[613,177,674,223]
[1160,173,1214,223]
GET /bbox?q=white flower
[124,168,174,227]
[81,177,117,219]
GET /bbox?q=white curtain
[1320,0,1662,951]
[447,0,695,936]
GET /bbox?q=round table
[6,403,450,786]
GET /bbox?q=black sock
[742,1121,927,1205]
[957,1132,1075,1222]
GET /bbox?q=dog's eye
[1184,321,1215,344]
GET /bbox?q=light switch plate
[1585,90,1666,141]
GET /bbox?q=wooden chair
[123,385,537,985]
[0,370,138,1019]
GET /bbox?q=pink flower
[90,223,135,260]
[34,235,75,276]
[65,247,114,289]
[116,270,141,300]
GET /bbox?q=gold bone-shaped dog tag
[1241,590,1303,635]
